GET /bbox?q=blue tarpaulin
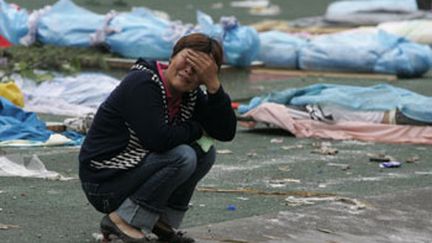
[299,30,432,78]
[239,83,432,123]
[37,0,105,47]
[0,0,28,44]
[0,96,51,142]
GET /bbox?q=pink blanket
[243,103,432,145]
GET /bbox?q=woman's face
[165,48,201,96]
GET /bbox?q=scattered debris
[281,144,303,150]
[367,153,394,162]
[311,142,338,155]
[246,152,257,157]
[0,57,7,67]
[337,197,367,210]
[0,223,20,230]
[236,197,249,201]
[327,163,350,171]
[379,161,401,168]
[270,138,283,144]
[217,149,233,154]
[249,4,280,16]
[197,187,335,197]
[277,165,290,172]
[231,0,269,8]
[226,204,237,211]
[284,196,368,210]
[405,156,420,163]
[211,2,224,9]
[415,171,432,175]
[267,178,301,188]
[316,227,335,234]
[311,146,338,155]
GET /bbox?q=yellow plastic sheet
[0,82,24,107]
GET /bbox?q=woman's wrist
[206,79,221,94]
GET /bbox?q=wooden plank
[104,57,136,69]
[250,20,351,34]
[197,186,336,197]
[251,68,398,81]
[104,57,264,71]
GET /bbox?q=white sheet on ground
[378,20,432,45]
[16,73,119,116]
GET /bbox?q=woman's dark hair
[171,33,224,71]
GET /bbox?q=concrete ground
[2,1,432,242]
[1,71,432,243]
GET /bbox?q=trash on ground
[197,187,335,197]
[270,138,283,144]
[217,149,233,154]
[284,196,367,210]
[405,156,420,163]
[379,161,402,168]
[415,171,432,175]
[311,145,338,155]
[277,165,291,172]
[368,153,394,162]
[249,4,280,16]
[281,144,303,150]
[267,178,301,188]
[226,204,237,211]
[327,163,350,171]
[0,155,74,180]
[316,227,335,234]
[0,223,20,230]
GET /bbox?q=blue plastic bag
[257,31,306,68]
[197,11,260,67]
[375,42,432,78]
[37,0,105,47]
[106,7,178,60]
[299,30,432,77]
[0,0,28,44]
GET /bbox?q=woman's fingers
[186,50,216,73]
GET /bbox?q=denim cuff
[160,207,186,229]
[116,198,159,233]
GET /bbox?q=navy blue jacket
[79,59,236,183]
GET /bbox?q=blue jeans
[82,144,215,231]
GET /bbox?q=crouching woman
[79,33,236,243]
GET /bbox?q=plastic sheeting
[326,0,418,16]
[16,73,119,116]
[0,155,74,180]
[37,0,105,47]
[0,96,51,142]
[197,11,260,67]
[324,0,424,26]
[257,31,306,68]
[0,82,24,107]
[0,0,28,44]
[238,83,432,123]
[106,7,177,60]
[299,29,432,78]
[378,20,432,45]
